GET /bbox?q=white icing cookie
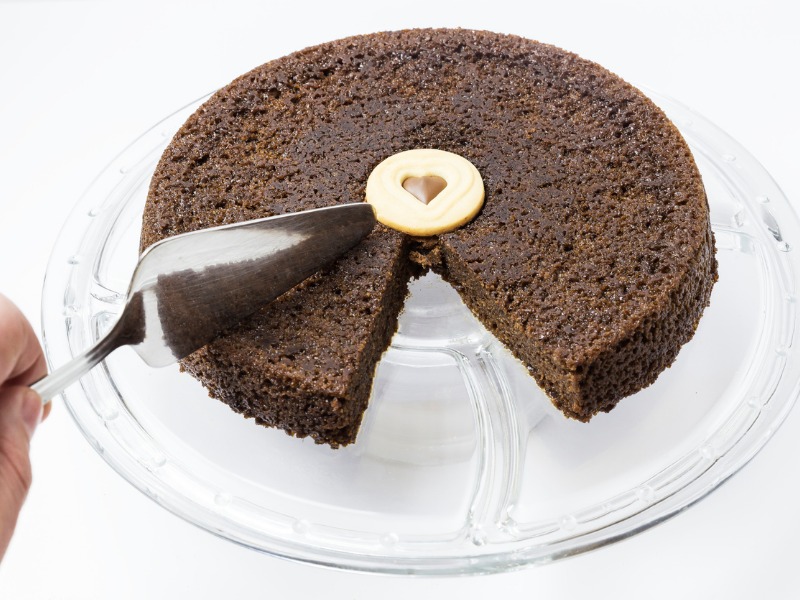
[365,149,484,236]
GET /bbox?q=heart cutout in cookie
[402,175,447,205]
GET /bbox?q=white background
[0,0,798,597]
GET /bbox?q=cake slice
[179,228,411,447]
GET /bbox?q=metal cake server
[31,203,376,402]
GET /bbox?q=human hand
[0,294,48,562]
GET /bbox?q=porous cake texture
[142,28,717,446]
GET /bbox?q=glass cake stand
[40,90,800,575]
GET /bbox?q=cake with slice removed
[141,28,717,446]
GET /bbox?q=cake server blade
[31,203,376,402]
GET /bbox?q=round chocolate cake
[142,28,717,447]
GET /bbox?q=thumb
[0,386,42,561]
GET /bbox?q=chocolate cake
[141,28,717,447]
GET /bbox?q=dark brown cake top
[144,27,710,369]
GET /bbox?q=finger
[0,386,41,562]
[0,294,47,386]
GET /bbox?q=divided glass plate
[40,91,800,575]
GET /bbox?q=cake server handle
[31,326,124,403]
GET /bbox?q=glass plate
[41,90,800,575]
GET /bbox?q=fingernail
[19,389,43,439]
